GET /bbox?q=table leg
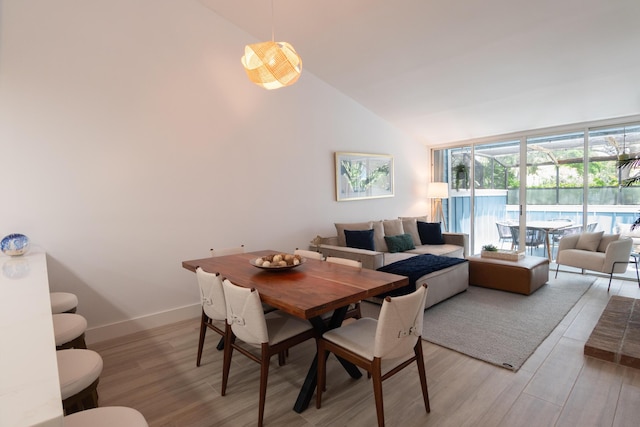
[545,233,551,261]
[293,306,362,413]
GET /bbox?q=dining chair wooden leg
[196,311,208,367]
[414,342,430,413]
[258,344,270,427]
[372,359,385,427]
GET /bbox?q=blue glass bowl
[1,233,30,256]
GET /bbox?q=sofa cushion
[399,218,421,246]
[370,221,388,252]
[417,221,445,245]
[384,234,415,253]
[344,229,375,251]
[597,234,620,252]
[335,221,372,247]
[382,219,404,236]
[576,231,604,251]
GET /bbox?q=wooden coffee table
[467,254,550,295]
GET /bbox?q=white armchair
[555,232,633,290]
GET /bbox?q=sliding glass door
[431,118,640,259]
[472,140,520,254]
[587,124,640,248]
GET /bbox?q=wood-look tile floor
[92,272,640,427]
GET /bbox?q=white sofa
[555,231,633,289]
[311,217,469,308]
[311,217,468,270]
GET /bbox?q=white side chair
[50,292,78,314]
[210,245,245,257]
[326,257,363,319]
[221,279,316,427]
[57,349,103,415]
[63,406,148,427]
[294,248,324,260]
[325,256,362,268]
[53,313,88,350]
[317,284,430,427]
[195,267,226,366]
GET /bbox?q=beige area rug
[422,276,595,371]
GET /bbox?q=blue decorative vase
[1,233,30,256]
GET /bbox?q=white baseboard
[85,303,201,345]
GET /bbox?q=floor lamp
[427,182,449,232]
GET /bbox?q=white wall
[0,0,428,341]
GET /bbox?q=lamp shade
[241,41,302,90]
[427,182,449,199]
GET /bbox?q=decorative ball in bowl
[251,253,305,270]
[1,233,30,256]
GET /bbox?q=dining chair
[53,313,88,350]
[210,245,244,257]
[326,257,362,319]
[294,248,324,260]
[325,256,362,268]
[509,226,547,256]
[495,222,513,249]
[221,279,316,427]
[316,284,430,427]
[195,267,226,366]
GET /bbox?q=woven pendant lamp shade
[241,41,302,90]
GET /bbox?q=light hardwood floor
[92,271,640,427]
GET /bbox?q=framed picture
[335,152,394,201]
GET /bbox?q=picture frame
[335,152,394,201]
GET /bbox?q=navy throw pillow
[417,221,444,245]
[384,234,416,253]
[344,229,375,251]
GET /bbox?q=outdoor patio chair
[510,226,547,256]
[495,222,513,249]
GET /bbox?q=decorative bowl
[250,254,306,271]
[1,233,30,256]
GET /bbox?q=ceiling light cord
[271,0,275,42]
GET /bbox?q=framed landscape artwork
[335,152,394,201]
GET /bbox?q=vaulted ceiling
[199,0,640,145]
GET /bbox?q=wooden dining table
[182,249,409,413]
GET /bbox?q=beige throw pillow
[400,218,421,247]
[371,221,387,252]
[399,216,429,246]
[597,234,620,252]
[335,222,372,247]
[383,219,404,236]
[576,231,604,251]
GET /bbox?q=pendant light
[241,0,302,90]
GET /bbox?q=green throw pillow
[384,234,416,253]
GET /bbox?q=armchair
[555,232,633,290]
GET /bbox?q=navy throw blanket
[377,254,468,297]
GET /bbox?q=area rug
[422,276,595,371]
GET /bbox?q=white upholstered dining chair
[221,279,316,427]
[195,267,226,366]
[210,245,244,257]
[316,283,430,427]
[294,248,324,260]
[326,256,362,319]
